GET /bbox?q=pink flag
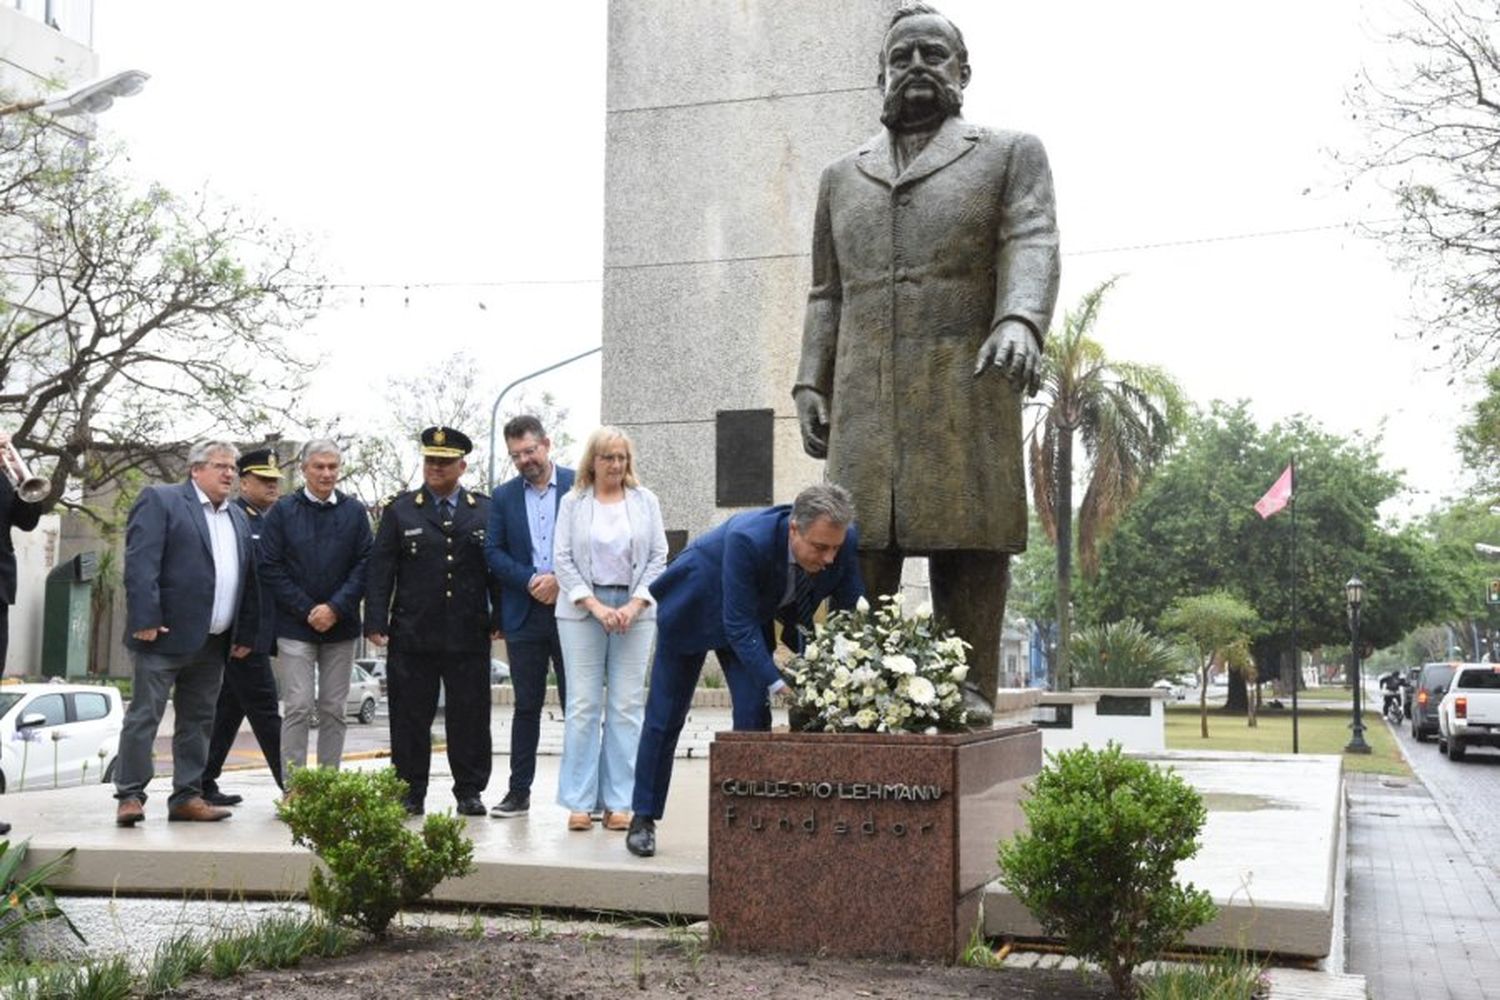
[1255,464,1294,519]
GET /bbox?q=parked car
[490,659,510,685]
[355,657,387,696]
[0,682,123,792]
[1411,662,1459,742]
[1151,678,1186,701]
[307,662,382,726]
[1403,666,1421,720]
[1438,663,1500,761]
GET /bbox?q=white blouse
[588,499,633,586]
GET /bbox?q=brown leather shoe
[167,797,231,822]
[116,799,145,827]
[567,811,593,831]
[603,810,631,832]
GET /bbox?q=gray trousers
[275,637,355,775]
[115,633,228,807]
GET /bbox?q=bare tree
[1346,0,1500,371]
[326,351,575,508]
[0,110,321,522]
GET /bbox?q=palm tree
[1028,279,1185,690]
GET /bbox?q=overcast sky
[90,1,1461,517]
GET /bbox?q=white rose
[804,645,820,663]
[833,635,855,663]
[832,666,852,689]
[914,600,933,619]
[907,675,938,705]
[950,664,969,682]
[855,708,879,730]
[885,654,918,676]
[856,595,871,614]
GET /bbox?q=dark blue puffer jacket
[258,489,371,642]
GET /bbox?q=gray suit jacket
[123,481,258,655]
[553,485,669,621]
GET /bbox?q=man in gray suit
[115,441,258,826]
[794,3,1059,711]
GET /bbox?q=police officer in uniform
[202,447,286,806]
[365,427,502,816]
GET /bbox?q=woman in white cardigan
[552,426,669,831]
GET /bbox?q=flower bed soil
[170,928,1117,999]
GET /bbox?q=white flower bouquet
[786,593,971,734]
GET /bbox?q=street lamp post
[1345,575,1371,754]
[0,70,150,119]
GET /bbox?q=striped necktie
[793,566,817,628]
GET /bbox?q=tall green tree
[1161,591,1257,739]
[1027,279,1185,689]
[1089,403,1465,711]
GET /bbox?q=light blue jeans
[556,586,655,813]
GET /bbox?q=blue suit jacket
[484,465,575,634]
[123,481,259,656]
[649,505,864,690]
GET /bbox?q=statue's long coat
[796,115,1061,552]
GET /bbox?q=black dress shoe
[404,799,425,817]
[0,819,11,836]
[203,790,243,807]
[455,797,486,817]
[626,815,656,858]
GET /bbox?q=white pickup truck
[1438,663,1500,761]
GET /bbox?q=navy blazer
[649,505,864,691]
[484,465,575,634]
[123,481,259,656]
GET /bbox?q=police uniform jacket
[233,496,278,655]
[366,485,501,654]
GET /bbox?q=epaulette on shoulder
[380,491,406,510]
[466,490,488,505]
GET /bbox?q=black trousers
[387,648,492,802]
[203,651,285,792]
[0,602,11,670]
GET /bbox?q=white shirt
[193,483,242,635]
[588,499,633,586]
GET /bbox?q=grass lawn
[1164,704,1410,777]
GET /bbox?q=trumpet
[1,441,47,503]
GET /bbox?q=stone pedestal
[708,724,1041,962]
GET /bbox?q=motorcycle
[1383,688,1405,726]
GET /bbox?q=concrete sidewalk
[1346,771,1500,999]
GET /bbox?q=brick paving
[1346,719,1500,999]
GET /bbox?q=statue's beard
[880,72,963,132]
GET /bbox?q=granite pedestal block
[708,724,1041,962]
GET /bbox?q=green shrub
[279,766,475,935]
[1139,950,1266,1000]
[997,743,1216,999]
[1070,618,1183,689]
[0,838,82,947]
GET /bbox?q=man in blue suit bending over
[485,414,573,819]
[626,483,864,857]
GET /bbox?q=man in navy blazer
[626,483,864,857]
[115,442,259,826]
[484,415,573,818]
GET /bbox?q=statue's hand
[975,319,1042,396]
[794,386,830,459]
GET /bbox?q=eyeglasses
[508,444,544,463]
[597,453,629,464]
[201,461,237,473]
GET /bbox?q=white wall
[1037,688,1169,753]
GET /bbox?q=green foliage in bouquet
[786,594,971,733]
